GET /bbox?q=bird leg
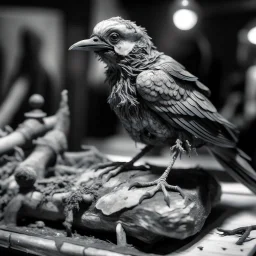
[218,226,256,245]
[92,145,153,182]
[129,139,188,207]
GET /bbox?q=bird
[69,17,256,208]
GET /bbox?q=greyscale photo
[0,1,256,256]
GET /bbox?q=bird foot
[129,178,186,207]
[170,139,186,154]
[185,140,197,157]
[170,139,197,158]
[93,161,150,182]
[217,225,256,245]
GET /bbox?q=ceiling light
[173,9,198,31]
[247,27,256,45]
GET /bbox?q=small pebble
[36,221,45,228]
[240,249,244,252]
[55,232,64,237]
[197,246,203,251]
[222,247,227,251]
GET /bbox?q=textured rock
[85,166,221,242]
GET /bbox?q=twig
[218,226,256,245]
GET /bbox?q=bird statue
[69,17,256,208]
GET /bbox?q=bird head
[69,17,155,65]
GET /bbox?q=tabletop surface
[107,148,256,256]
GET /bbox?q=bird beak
[69,36,112,51]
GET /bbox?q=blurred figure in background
[0,8,64,131]
[0,28,54,128]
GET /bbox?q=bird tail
[209,146,256,194]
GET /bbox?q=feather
[209,147,256,194]
[137,69,237,147]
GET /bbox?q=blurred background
[1,0,256,169]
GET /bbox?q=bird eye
[109,32,120,44]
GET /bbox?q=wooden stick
[0,115,56,156]
[14,91,70,188]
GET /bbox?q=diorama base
[0,146,222,255]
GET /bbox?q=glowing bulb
[247,27,256,45]
[173,9,198,30]
[181,0,189,6]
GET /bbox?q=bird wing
[136,69,238,147]
[153,56,211,97]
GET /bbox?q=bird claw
[94,161,150,181]
[97,163,123,180]
[129,179,186,207]
[105,167,123,182]
[128,181,145,190]
[139,194,150,204]
[217,226,256,245]
[139,187,159,204]
[161,183,171,207]
[170,139,186,154]
[185,140,197,157]
[170,139,197,158]
[94,162,123,172]
[129,180,159,204]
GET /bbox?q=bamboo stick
[0,229,132,256]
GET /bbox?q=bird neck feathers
[107,46,161,109]
[108,76,138,107]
